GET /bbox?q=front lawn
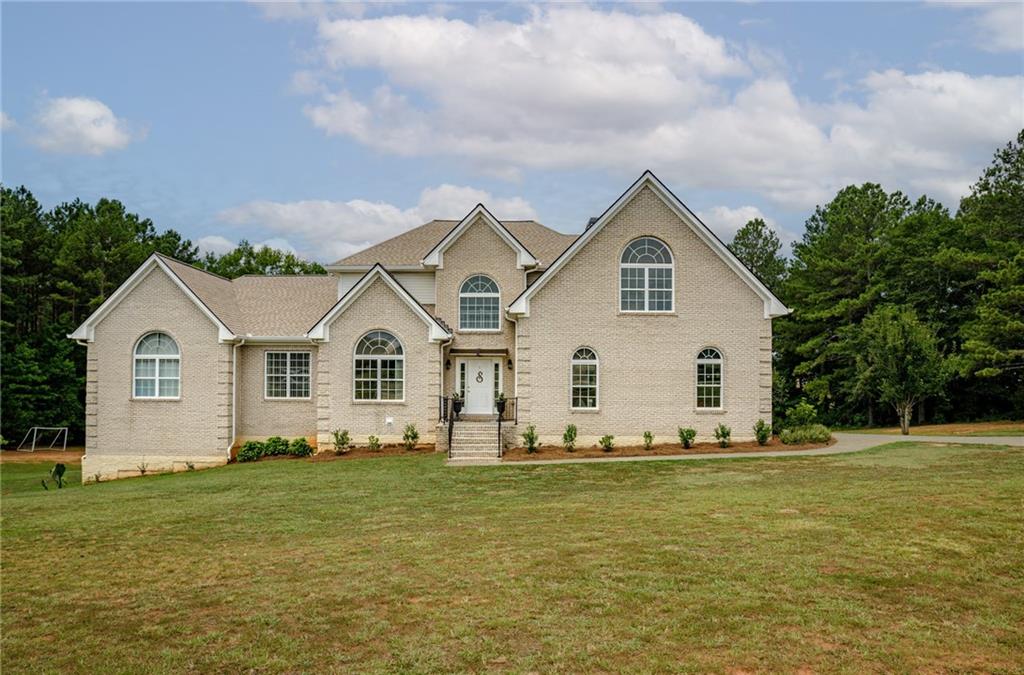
[2,443,1022,672]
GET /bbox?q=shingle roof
[334,219,577,269]
[158,255,337,337]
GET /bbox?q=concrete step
[450,451,500,458]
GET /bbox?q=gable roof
[328,215,576,270]
[69,254,341,342]
[507,171,791,319]
[421,204,538,269]
[69,253,236,342]
[308,264,452,342]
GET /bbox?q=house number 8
[476,370,484,383]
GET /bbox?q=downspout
[227,338,245,458]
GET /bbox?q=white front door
[461,358,496,415]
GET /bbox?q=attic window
[620,237,674,312]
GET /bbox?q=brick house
[70,172,790,479]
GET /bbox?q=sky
[2,1,1022,262]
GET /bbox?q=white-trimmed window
[354,331,404,401]
[459,275,500,331]
[620,237,674,312]
[133,332,180,399]
[571,347,599,409]
[696,348,723,409]
[265,352,311,399]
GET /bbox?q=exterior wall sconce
[445,359,451,370]
[507,359,513,370]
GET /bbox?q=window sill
[263,397,313,402]
[352,400,407,406]
[456,329,503,334]
[131,397,181,402]
[617,311,677,317]
[694,408,727,414]
[570,408,600,414]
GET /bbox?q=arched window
[354,331,404,401]
[459,275,500,330]
[620,237,673,312]
[134,332,180,399]
[571,347,599,409]
[696,348,722,409]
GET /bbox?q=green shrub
[786,401,818,428]
[714,423,731,448]
[643,431,653,451]
[367,435,381,451]
[238,441,265,463]
[753,419,771,446]
[403,423,419,451]
[677,427,696,449]
[331,429,350,454]
[598,435,615,452]
[562,424,577,452]
[288,437,313,457]
[522,425,538,453]
[779,424,832,445]
[264,436,290,457]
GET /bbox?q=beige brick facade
[516,185,773,446]
[316,277,442,448]
[77,176,780,478]
[85,267,231,481]
[236,344,317,441]
[434,214,522,400]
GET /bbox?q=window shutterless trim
[264,350,312,400]
[132,332,181,400]
[352,330,406,403]
[570,347,599,410]
[695,347,724,410]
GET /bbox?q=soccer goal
[16,427,69,452]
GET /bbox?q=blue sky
[2,2,1022,262]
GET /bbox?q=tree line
[2,131,1021,443]
[729,130,1022,430]
[0,191,323,444]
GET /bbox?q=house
[69,171,790,480]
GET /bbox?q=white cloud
[30,96,141,155]
[285,6,1020,209]
[216,184,537,261]
[1,112,15,131]
[197,235,237,256]
[935,2,1024,52]
[697,206,775,240]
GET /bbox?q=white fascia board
[67,255,236,342]
[508,171,791,318]
[307,265,452,342]
[324,263,425,273]
[421,204,538,270]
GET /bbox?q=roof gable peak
[420,204,539,270]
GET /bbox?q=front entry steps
[447,418,503,464]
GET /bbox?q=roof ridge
[153,252,233,282]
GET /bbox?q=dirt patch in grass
[845,420,1023,436]
[309,444,437,462]
[503,436,835,460]
[0,447,84,464]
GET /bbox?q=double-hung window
[134,332,180,399]
[696,348,723,409]
[265,351,311,399]
[354,331,405,401]
[620,237,674,312]
[571,347,599,409]
[459,275,500,330]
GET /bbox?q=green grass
[3,444,1023,672]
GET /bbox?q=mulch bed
[502,436,835,461]
[308,444,436,462]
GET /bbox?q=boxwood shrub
[238,440,265,463]
[779,424,832,445]
[288,437,313,457]
[264,436,290,457]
